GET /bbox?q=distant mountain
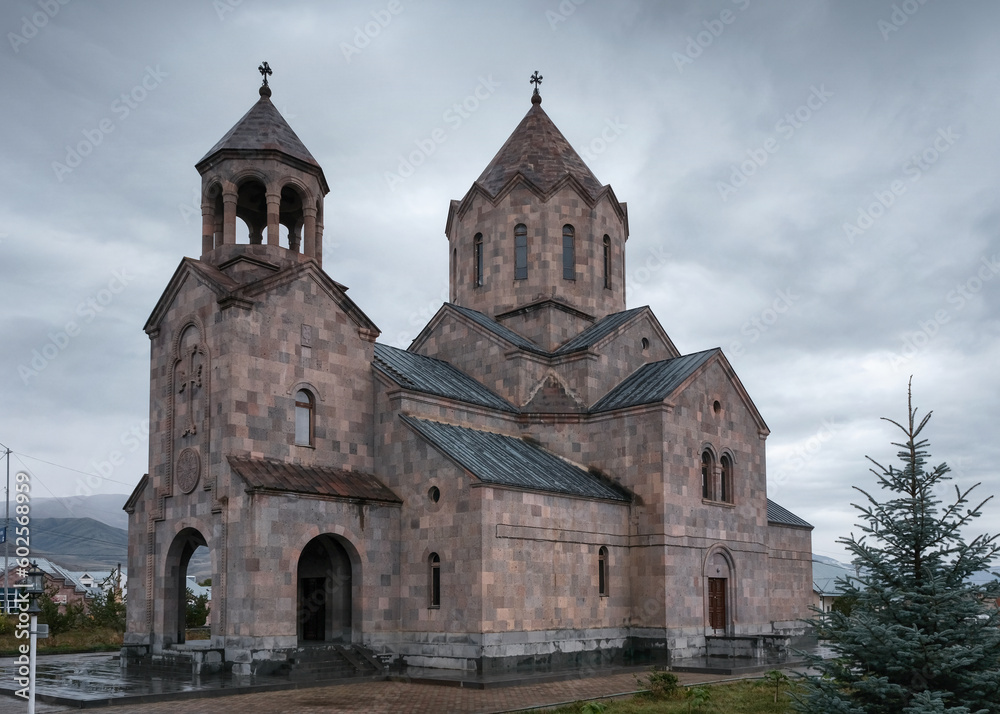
[15,515,211,579]
[23,494,131,531]
[24,517,128,572]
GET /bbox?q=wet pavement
[0,648,818,712]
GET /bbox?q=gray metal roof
[553,307,646,355]
[590,349,718,412]
[767,499,813,529]
[400,415,631,502]
[373,344,517,413]
[813,559,855,596]
[448,304,648,358]
[448,304,546,353]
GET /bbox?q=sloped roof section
[373,343,517,413]
[475,102,604,199]
[554,307,646,355]
[198,91,320,169]
[590,349,718,412]
[767,499,813,529]
[229,456,401,504]
[448,304,546,353]
[813,559,854,596]
[400,416,631,502]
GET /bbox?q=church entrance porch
[162,527,209,647]
[297,534,355,644]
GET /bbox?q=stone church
[124,73,813,675]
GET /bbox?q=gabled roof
[475,101,604,200]
[813,559,855,596]
[440,304,665,359]
[373,343,517,413]
[767,499,813,529]
[198,90,320,170]
[144,257,380,338]
[400,415,631,502]
[447,304,546,354]
[553,307,647,355]
[590,349,718,412]
[228,456,401,504]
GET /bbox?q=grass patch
[0,627,123,656]
[532,678,800,713]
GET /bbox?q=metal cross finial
[258,61,272,87]
[529,70,543,95]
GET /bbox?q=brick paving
[0,669,762,714]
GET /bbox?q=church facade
[124,76,813,675]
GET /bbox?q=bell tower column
[303,205,318,263]
[266,191,281,246]
[222,191,238,245]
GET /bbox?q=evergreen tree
[797,382,1000,714]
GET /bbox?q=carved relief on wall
[170,322,209,495]
[176,448,201,493]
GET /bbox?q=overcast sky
[2,0,999,564]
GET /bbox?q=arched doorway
[704,549,733,634]
[163,527,209,646]
[297,535,354,643]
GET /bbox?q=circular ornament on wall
[176,447,201,494]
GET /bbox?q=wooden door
[708,577,727,630]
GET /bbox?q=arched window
[562,225,575,280]
[720,454,733,503]
[603,235,611,289]
[701,451,714,500]
[514,223,528,280]
[429,553,441,608]
[474,233,484,287]
[598,546,609,597]
[294,389,314,446]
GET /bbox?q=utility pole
[4,446,9,616]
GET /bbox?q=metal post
[28,612,37,714]
[4,447,8,616]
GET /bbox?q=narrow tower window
[429,553,441,608]
[474,233,484,287]
[295,389,314,446]
[514,223,528,280]
[562,225,575,280]
[701,451,714,500]
[603,235,611,289]
[598,546,608,597]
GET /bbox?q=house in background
[0,558,124,613]
[812,558,855,612]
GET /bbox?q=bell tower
[444,72,629,348]
[195,62,328,271]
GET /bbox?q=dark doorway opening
[297,535,353,643]
[708,577,727,631]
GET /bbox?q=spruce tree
[796,382,1000,714]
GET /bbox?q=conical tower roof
[475,97,604,199]
[198,87,321,172]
